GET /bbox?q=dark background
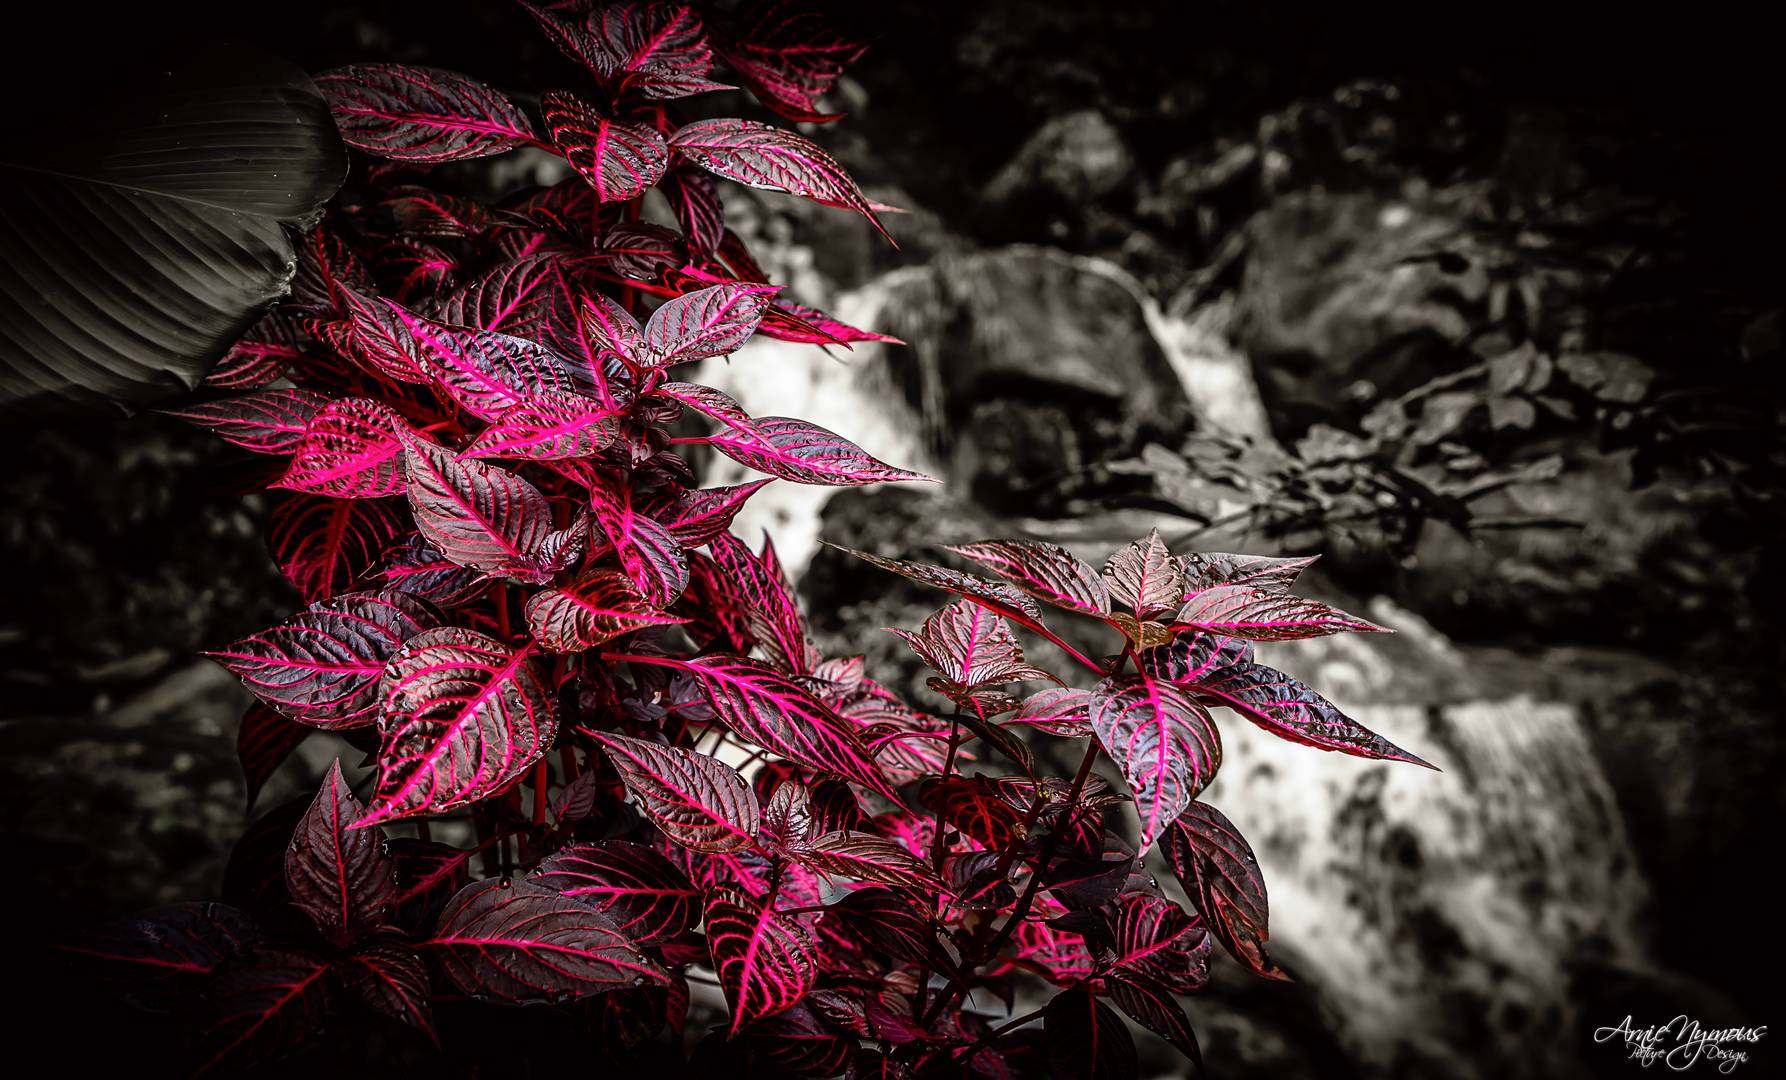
[3,2,1780,1077]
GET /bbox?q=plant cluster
[66,3,1430,1076]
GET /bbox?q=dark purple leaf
[797,830,944,891]
[1105,973,1201,1068]
[641,282,773,366]
[943,539,1111,616]
[403,434,555,574]
[167,389,330,455]
[1042,987,1136,1080]
[661,166,723,257]
[1009,687,1094,738]
[196,949,330,1076]
[1102,528,1185,622]
[715,1,870,123]
[426,878,668,1003]
[267,495,406,606]
[1089,674,1222,852]
[589,472,690,604]
[1178,551,1318,596]
[522,1,730,100]
[237,702,309,809]
[462,391,623,460]
[670,119,889,241]
[340,940,436,1042]
[888,600,1057,694]
[589,730,759,852]
[710,416,934,486]
[1172,585,1392,641]
[317,64,535,162]
[207,589,437,728]
[542,90,669,202]
[1161,800,1291,981]
[276,396,409,499]
[706,884,817,1034]
[359,627,557,826]
[526,569,685,652]
[669,653,897,799]
[392,303,578,420]
[642,479,771,547]
[531,840,701,945]
[284,761,398,943]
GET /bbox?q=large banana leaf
[0,46,347,414]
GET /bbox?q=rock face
[1235,190,1485,433]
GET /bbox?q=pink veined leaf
[380,185,496,238]
[586,731,761,853]
[640,282,773,366]
[205,312,311,389]
[1042,987,1137,1080]
[1089,673,1222,853]
[542,90,669,202]
[387,838,482,932]
[709,416,936,486]
[379,533,492,610]
[521,1,731,100]
[758,298,903,346]
[58,902,259,994]
[888,600,1059,694]
[921,776,1028,850]
[1106,892,1212,993]
[195,949,331,1076]
[206,589,438,728]
[374,239,460,304]
[438,254,635,408]
[358,627,558,827]
[267,495,407,604]
[654,380,764,437]
[426,878,669,1003]
[669,119,890,242]
[756,777,816,852]
[237,702,309,809]
[596,220,687,281]
[509,509,594,585]
[437,252,565,341]
[167,389,331,455]
[316,64,536,162]
[531,840,702,945]
[824,542,1114,674]
[588,472,690,605]
[666,654,897,800]
[705,884,818,1035]
[1172,584,1393,641]
[796,830,945,892]
[943,539,1111,617]
[403,434,555,574]
[389,302,578,420]
[461,391,624,460]
[284,761,398,945]
[641,479,771,547]
[316,284,430,385]
[1135,632,1254,686]
[578,290,644,364]
[1008,687,1096,738]
[1103,528,1187,622]
[291,225,376,316]
[339,941,436,1044]
[660,166,723,258]
[704,532,818,674]
[1105,972,1203,1068]
[1178,551,1319,598]
[525,568,686,652]
[1173,655,1434,767]
[276,396,410,499]
[715,0,868,123]
[1162,800,1290,982]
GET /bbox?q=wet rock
[979,109,1138,240]
[1235,190,1487,434]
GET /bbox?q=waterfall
[693,251,1655,1076]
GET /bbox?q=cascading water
[693,250,1655,1077]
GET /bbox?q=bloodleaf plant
[66,3,1433,1077]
